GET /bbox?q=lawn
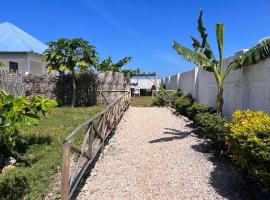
[131,96,154,107]
[0,105,105,200]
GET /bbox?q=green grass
[131,96,154,107]
[0,105,105,200]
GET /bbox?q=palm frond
[173,41,213,70]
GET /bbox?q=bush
[0,90,58,158]
[174,95,194,115]
[152,96,166,106]
[226,110,270,192]
[0,169,28,200]
[186,102,211,120]
[195,112,226,149]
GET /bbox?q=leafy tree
[95,56,140,77]
[43,38,98,107]
[95,56,131,72]
[121,68,140,77]
[0,90,58,157]
[173,10,239,115]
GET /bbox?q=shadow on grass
[192,142,268,200]
[15,135,52,154]
[149,128,193,144]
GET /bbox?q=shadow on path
[149,128,193,144]
[192,142,268,200]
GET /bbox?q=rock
[5,157,16,165]
[2,165,15,174]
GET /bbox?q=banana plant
[173,10,232,115]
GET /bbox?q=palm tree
[173,10,232,115]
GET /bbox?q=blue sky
[1,0,270,77]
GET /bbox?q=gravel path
[76,107,252,200]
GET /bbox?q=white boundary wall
[162,56,270,117]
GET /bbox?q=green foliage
[95,56,131,72]
[229,38,270,71]
[195,112,226,149]
[172,9,239,115]
[174,95,194,115]
[121,68,140,77]
[152,87,168,106]
[0,169,28,200]
[0,90,58,155]
[43,38,98,75]
[0,105,105,199]
[0,62,5,68]
[226,110,270,192]
[186,102,211,120]
[172,89,182,98]
[43,38,98,107]
[95,56,139,77]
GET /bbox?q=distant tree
[95,56,139,77]
[95,56,131,72]
[43,38,98,107]
[121,68,140,77]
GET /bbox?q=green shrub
[0,169,28,200]
[195,112,226,149]
[0,106,105,199]
[174,95,194,115]
[186,102,210,120]
[152,96,166,106]
[172,89,182,98]
[226,110,270,192]
[152,87,168,106]
[0,90,58,157]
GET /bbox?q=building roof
[0,22,47,54]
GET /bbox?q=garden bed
[0,105,105,200]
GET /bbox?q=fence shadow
[191,142,267,200]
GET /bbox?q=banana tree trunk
[216,85,223,115]
[71,73,76,107]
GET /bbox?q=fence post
[61,141,71,200]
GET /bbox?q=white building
[0,22,47,75]
[131,78,161,90]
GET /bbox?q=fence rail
[61,91,131,200]
[152,90,175,102]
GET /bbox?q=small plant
[152,87,168,106]
[226,110,270,192]
[0,90,58,158]
[174,95,194,115]
[195,112,226,149]
[186,102,211,120]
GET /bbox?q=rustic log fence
[61,91,131,200]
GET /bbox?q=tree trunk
[71,74,76,107]
[216,86,224,116]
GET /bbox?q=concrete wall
[162,56,270,117]
[0,52,45,75]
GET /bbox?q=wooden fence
[61,91,131,200]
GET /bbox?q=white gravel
[76,106,251,200]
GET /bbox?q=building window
[9,61,18,72]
